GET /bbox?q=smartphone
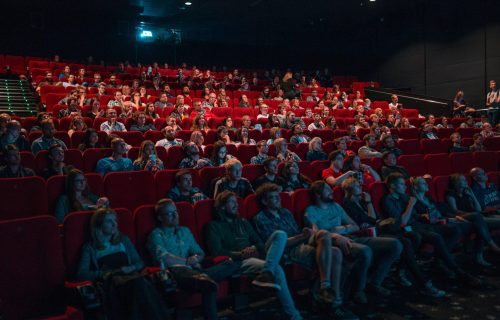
[150,154,156,162]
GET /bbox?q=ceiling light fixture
[185,2,192,5]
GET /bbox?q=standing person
[206,191,304,320]
[341,178,445,297]
[486,80,499,125]
[148,199,238,320]
[77,208,169,320]
[305,181,402,302]
[253,183,358,319]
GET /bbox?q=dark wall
[368,0,500,107]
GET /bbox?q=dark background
[0,0,499,106]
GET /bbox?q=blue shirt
[31,136,68,154]
[253,208,300,241]
[96,157,133,175]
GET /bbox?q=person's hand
[463,187,473,196]
[421,214,430,223]
[301,227,313,239]
[186,255,200,266]
[360,164,370,171]
[120,265,135,274]
[423,174,432,179]
[192,193,204,202]
[96,197,110,208]
[241,246,259,259]
[333,235,352,255]
[146,159,155,168]
[361,192,371,202]
[455,215,467,222]
[408,196,417,207]
[347,170,357,177]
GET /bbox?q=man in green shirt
[206,191,303,320]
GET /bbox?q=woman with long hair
[77,208,169,320]
[235,127,256,145]
[55,169,109,223]
[68,116,87,137]
[133,140,164,173]
[343,154,381,189]
[280,161,311,192]
[78,128,102,151]
[210,141,235,166]
[191,114,210,133]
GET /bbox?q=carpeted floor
[211,251,500,320]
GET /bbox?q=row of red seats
[2,151,498,220]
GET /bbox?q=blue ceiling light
[185,2,192,5]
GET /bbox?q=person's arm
[400,197,416,225]
[124,236,145,272]
[361,193,377,219]
[147,229,188,266]
[77,244,101,281]
[339,205,360,234]
[206,222,243,260]
[362,164,381,182]
[324,170,356,187]
[445,195,463,216]
[464,188,483,212]
[54,195,69,224]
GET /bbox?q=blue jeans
[240,230,302,320]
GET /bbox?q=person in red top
[343,155,381,190]
[322,150,357,187]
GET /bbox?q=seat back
[103,171,155,211]
[0,216,67,319]
[0,177,48,219]
[424,153,453,176]
[449,152,474,174]
[83,148,113,173]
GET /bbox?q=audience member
[274,138,301,162]
[280,161,311,192]
[470,167,500,212]
[323,150,356,187]
[334,138,355,158]
[250,140,269,165]
[40,144,71,179]
[449,132,468,152]
[206,191,303,320]
[419,123,438,140]
[77,208,169,320]
[155,126,183,150]
[235,127,256,145]
[343,154,381,188]
[213,159,254,198]
[96,137,133,175]
[178,142,212,170]
[133,140,164,172]
[210,141,235,166]
[0,144,35,178]
[380,152,410,180]
[252,157,286,190]
[289,124,311,145]
[266,127,282,145]
[379,135,402,157]
[31,119,68,154]
[166,170,207,203]
[78,128,102,151]
[306,137,327,161]
[358,134,382,159]
[100,109,127,134]
[469,133,486,152]
[130,112,155,133]
[0,121,29,151]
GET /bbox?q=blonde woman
[133,140,164,173]
[68,116,87,137]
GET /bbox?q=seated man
[449,132,468,152]
[178,142,212,170]
[100,108,127,134]
[289,124,311,145]
[357,134,382,159]
[323,150,357,187]
[154,93,173,109]
[57,98,81,118]
[31,119,68,154]
[252,157,286,191]
[96,137,133,175]
[130,112,156,133]
[206,191,304,320]
[155,126,184,150]
[470,167,500,212]
[0,121,30,151]
[379,135,402,157]
[0,144,35,178]
[250,140,269,165]
[380,151,410,180]
[166,170,208,203]
[148,199,238,320]
[419,123,438,140]
[213,159,254,198]
[305,181,402,300]
[40,144,71,179]
[253,184,357,318]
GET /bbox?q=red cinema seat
[144,130,163,143]
[397,139,420,155]
[487,171,499,185]
[46,175,66,214]
[103,171,156,211]
[237,144,258,164]
[20,151,35,170]
[449,152,474,174]
[369,181,387,214]
[436,128,455,139]
[398,128,419,140]
[398,154,426,177]
[113,131,144,147]
[0,216,83,320]
[82,148,113,173]
[291,188,313,227]
[484,137,500,151]
[155,168,201,201]
[133,202,197,258]
[311,129,334,142]
[248,129,262,142]
[309,160,330,181]
[233,108,255,118]
[0,176,48,219]
[84,173,104,196]
[401,109,419,118]
[210,107,233,118]
[166,145,185,169]
[433,176,450,203]
[295,142,309,160]
[62,209,134,278]
[424,153,453,176]
[70,130,108,149]
[194,199,216,250]
[348,140,364,153]
[420,139,448,154]
[199,166,226,196]
[242,164,265,184]
[457,127,480,138]
[474,151,498,172]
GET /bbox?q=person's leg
[314,230,332,290]
[346,242,372,297]
[428,224,461,252]
[419,229,460,272]
[241,258,302,320]
[355,237,402,288]
[397,236,427,286]
[263,230,288,273]
[330,247,343,303]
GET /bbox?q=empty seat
[436,128,455,139]
[449,152,474,174]
[308,160,330,181]
[457,127,480,138]
[424,153,453,176]
[398,154,426,177]
[433,176,450,203]
[237,144,258,164]
[165,145,185,169]
[0,216,82,319]
[420,139,448,154]
[0,176,48,219]
[199,166,226,196]
[369,181,387,214]
[242,164,265,183]
[113,131,144,147]
[474,151,498,172]
[103,171,156,211]
[398,128,419,140]
[397,139,420,155]
[291,188,313,227]
[484,137,500,151]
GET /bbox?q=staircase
[0,79,39,117]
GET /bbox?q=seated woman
[130,92,146,108]
[306,137,327,161]
[238,94,250,108]
[235,127,256,145]
[266,127,282,145]
[55,169,109,223]
[380,151,410,180]
[133,140,164,173]
[341,177,446,297]
[445,174,500,265]
[469,133,486,152]
[77,208,169,320]
[41,143,71,179]
[265,114,282,129]
[78,128,102,151]
[216,126,232,144]
[210,141,236,166]
[68,116,87,137]
[86,101,105,120]
[436,116,453,129]
[370,124,381,140]
[166,170,207,203]
[191,114,210,134]
[399,117,415,129]
[274,137,301,163]
[130,112,155,133]
[343,154,381,189]
[280,160,311,192]
[257,104,270,119]
[222,117,237,132]
[144,103,160,119]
